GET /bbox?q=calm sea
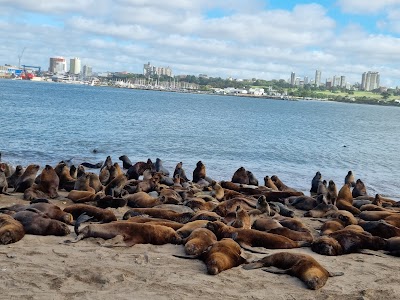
[1,79,399,199]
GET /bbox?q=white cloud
[336,0,400,14]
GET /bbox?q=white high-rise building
[315,70,321,87]
[361,71,380,91]
[70,57,81,75]
[82,65,92,78]
[49,57,67,74]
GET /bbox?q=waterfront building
[340,76,346,88]
[69,57,81,75]
[144,62,172,77]
[315,70,321,87]
[82,65,92,79]
[361,71,380,91]
[290,72,295,86]
[49,57,67,74]
[304,76,309,85]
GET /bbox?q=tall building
[304,76,309,85]
[82,65,92,78]
[144,62,172,77]
[361,71,380,91]
[315,70,321,87]
[69,57,81,75]
[290,72,295,86]
[340,76,346,88]
[49,57,67,74]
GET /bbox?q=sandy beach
[0,191,399,300]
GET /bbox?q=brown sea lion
[14,164,40,193]
[63,204,117,223]
[337,183,353,202]
[0,164,8,194]
[104,174,127,197]
[67,190,99,203]
[38,165,60,198]
[193,161,206,183]
[125,216,183,230]
[386,237,400,256]
[54,162,75,191]
[126,159,154,180]
[206,221,306,250]
[359,210,398,221]
[69,165,77,179]
[125,192,161,208]
[69,216,181,247]
[228,206,251,229]
[327,180,338,205]
[232,167,249,184]
[270,175,297,192]
[190,210,223,222]
[6,165,23,189]
[336,183,360,215]
[74,173,95,192]
[359,220,400,238]
[276,216,312,233]
[87,172,104,193]
[184,198,219,212]
[155,158,169,176]
[0,214,25,244]
[175,238,246,275]
[252,217,283,231]
[304,199,337,218]
[352,179,367,198]
[183,228,217,256]
[213,197,256,217]
[384,214,400,228]
[317,180,328,198]
[311,229,386,255]
[243,252,344,290]
[268,227,314,243]
[323,210,359,226]
[28,202,73,224]
[173,162,188,182]
[13,210,70,236]
[264,176,279,191]
[176,220,210,238]
[122,208,193,223]
[290,196,318,211]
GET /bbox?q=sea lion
[6,165,23,189]
[232,167,249,184]
[183,228,217,256]
[359,220,400,238]
[155,158,169,176]
[252,218,283,231]
[193,161,206,183]
[14,164,40,193]
[345,171,355,187]
[125,192,161,208]
[104,174,127,197]
[122,208,193,223]
[386,237,400,256]
[228,206,251,229]
[320,220,345,235]
[243,252,344,290]
[176,220,210,238]
[358,210,398,221]
[311,229,386,255]
[23,165,60,200]
[184,198,219,212]
[336,183,360,215]
[289,195,318,211]
[268,227,314,243]
[175,238,247,275]
[13,210,70,236]
[119,155,133,169]
[206,221,306,250]
[173,162,189,182]
[100,155,113,171]
[99,166,111,186]
[276,216,312,233]
[63,204,117,223]
[271,175,297,192]
[74,173,95,192]
[126,159,154,180]
[54,162,75,191]
[317,180,328,198]
[323,210,358,226]
[69,215,182,247]
[0,214,25,244]
[327,180,338,205]
[87,172,104,193]
[213,197,256,217]
[264,176,279,191]
[270,202,294,218]
[69,165,78,179]
[303,199,337,218]
[247,171,259,186]
[27,202,73,224]
[310,171,322,195]
[190,210,223,222]
[352,179,367,198]
[67,190,99,203]
[384,214,400,228]
[0,164,8,194]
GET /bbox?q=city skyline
[1,1,400,86]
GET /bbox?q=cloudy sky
[1,0,400,86]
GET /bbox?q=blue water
[1,79,399,199]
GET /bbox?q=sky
[1,0,400,86]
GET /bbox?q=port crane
[18,47,26,68]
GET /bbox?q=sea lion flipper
[238,242,269,254]
[328,271,344,277]
[242,261,265,270]
[172,254,199,259]
[261,267,289,275]
[74,213,94,235]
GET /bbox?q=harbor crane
[18,47,26,68]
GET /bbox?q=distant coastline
[2,77,400,107]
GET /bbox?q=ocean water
[1,79,399,199]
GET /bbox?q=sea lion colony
[0,157,399,290]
